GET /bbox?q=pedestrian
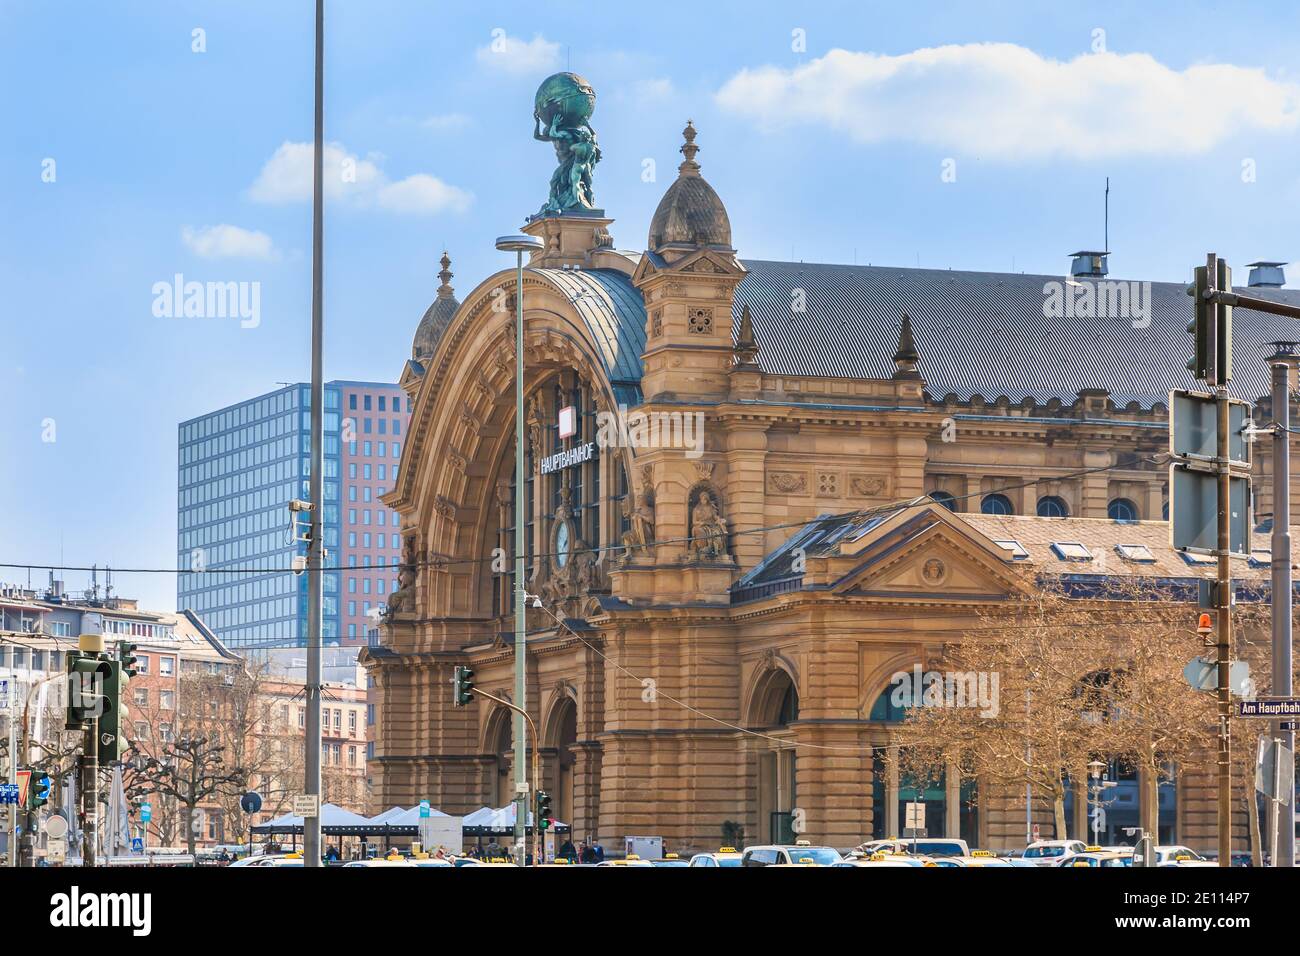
[579,841,595,864]
[592,840,604,863]
[559,837,576,861]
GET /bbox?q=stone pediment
[631,246,743,286]
[828,506,1027,600]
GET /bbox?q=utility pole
[1182,253,1300,864]
[1215,373,1233,869]
[1269,342,1296,867]
[302,0,326,868]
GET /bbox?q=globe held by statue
[534,72,595,129]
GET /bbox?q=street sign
[1238,697,1300,719]
[905,801,925,831]
[1255,738,1294,804]
[1170,465,1250,555]
[292,794,320,817]
[131,836,144,853]
[45,814,68,840]
[140,802,152,823]
[0,677,10,709]
[419,799,430,819]
[47,837,66,865]
[239,791,262,815]
[15,770,30,808]
[1183,656,1252,695]
[1169,390,1250,464]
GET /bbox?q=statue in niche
[689,489,730,563]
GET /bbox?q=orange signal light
[1196,612,1214,633]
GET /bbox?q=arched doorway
[545,696,578,827]
[750,667,798,843]
[866,683,977,843]
[484,707,514,809]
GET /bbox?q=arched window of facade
[1108,497,1138,523]
[929,490,957,512]
[1037,495,1069,518]
[981,493,1014,516]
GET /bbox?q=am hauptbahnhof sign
[1237,698,1300,718]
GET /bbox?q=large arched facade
[361,121,1271,857]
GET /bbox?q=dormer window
[993,539,1029,560]
[1115,543,1155,563]
[1051,541,1092,562]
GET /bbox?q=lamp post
[495,233,544,866]
[1087,759,1105,846]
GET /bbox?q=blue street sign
[140,802,152,822]
[419,800,430,819]
[1238,698,1300,718]
[131,836,143,853]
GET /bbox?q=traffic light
[97,659,129,763]
[535,790,552,830]
[1185,259,1232,385]
[118,641,139,678]
[451,665,475,707]
[65,653,111,729]
[26,773,51,812]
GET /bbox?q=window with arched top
[1037,495,1069,518]
[869,685,911,723]
[1108,497,1138,523]
[981,493,1014,516]
[928,491,957,512]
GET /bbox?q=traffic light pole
[1269,344,1296,868]
[1215,383,1233,868]
[82,714,97,867]
[468,687,540,865]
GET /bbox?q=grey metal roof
[538,267,645,402]
[735,260,1300,407]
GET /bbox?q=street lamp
[1087,759,1110,847]
[494,233,544,866]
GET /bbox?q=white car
[1154,845,1216,867]
[740,843,844,867]
[1022,840,1088,866]
[688,847,744,867]
[854,838,970,859]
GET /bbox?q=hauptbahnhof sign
[540,442,596,476]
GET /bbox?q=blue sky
[2,0,1299,611]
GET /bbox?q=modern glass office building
[177,381,408,649]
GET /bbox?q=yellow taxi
[688,846,745,868]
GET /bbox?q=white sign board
[418,815,462,854]
[625,835,663,860]
[0,677,10,710]
[905,801,926,831]
[47,837,66,864]
[292,794,321,817]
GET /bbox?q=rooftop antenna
[1104,177,1110,254]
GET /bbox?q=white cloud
[420,113,472,132]
[181,224,278,261]
[475,31,560,76]
[377,174,473,215]
[716,45,1300,160]
[247,141,471,215]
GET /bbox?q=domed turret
[412,251,459,363]
[647,122,732,254]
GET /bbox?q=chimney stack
[1069,250,1109,279]
[1246,261,1287,288]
